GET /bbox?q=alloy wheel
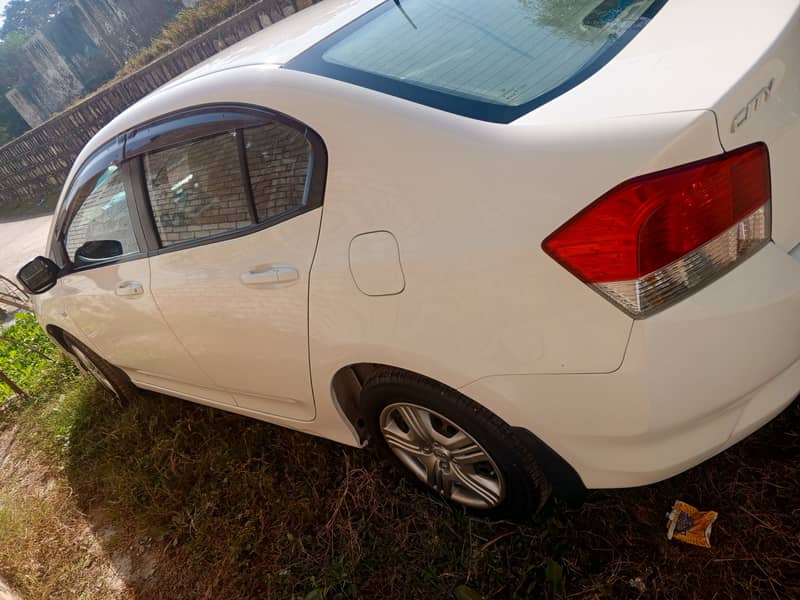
[379,402,505,509]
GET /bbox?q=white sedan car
[17,0,800,518]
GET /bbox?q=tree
[0,29,30,138]
[1,0,68,38]
[517,0,648,38]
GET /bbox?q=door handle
[240,266,299,287]
[274,266,299,283]
[115,281,144,298]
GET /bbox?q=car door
[56,138,224,397]
[128,107,327,421]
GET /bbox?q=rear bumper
[461,242,800,488]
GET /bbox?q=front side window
[64,165,140,267]
[144,132,252,247]
[288,0,666,122]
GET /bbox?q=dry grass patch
[0,423,133,599]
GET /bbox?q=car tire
[361,370,551,520]
[63,333,139,403]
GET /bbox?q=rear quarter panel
[260,71,726,400]
[36,64,724,445]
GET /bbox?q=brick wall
[0,0,320,215]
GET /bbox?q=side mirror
[74,239,123,267]
[17,256,61,295]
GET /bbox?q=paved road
[0,215,52,278]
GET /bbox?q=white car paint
[148,210,323,420]
[27,0,800,491]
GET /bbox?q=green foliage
[0,95,28,144]
[0,312,55,399]
[545,558,566,596]
[0,31,28,87]
[0,29,32,143]
[0,0,69,38]
[454,584,484,600]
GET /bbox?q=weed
[0,312,56,399]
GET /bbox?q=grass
[0,337,799,598]
[0,312,56,397]
[114,0,265,81]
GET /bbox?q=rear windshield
[288,0,666,123]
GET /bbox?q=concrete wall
[7,0,187,127]
[0,0,319,212]
[6,32,86,126]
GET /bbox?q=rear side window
[288,0,666,123]
[244,124,311,223]
[144,132,252,247]
[142,122,313,248]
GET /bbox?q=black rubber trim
[124,108,266,158]
[511,426,587,507]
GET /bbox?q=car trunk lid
[520,0,800,248]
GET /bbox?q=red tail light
[543,143,771,317]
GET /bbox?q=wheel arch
[45,324,72,354]
[44,325,96,372]
[329,362,587,505]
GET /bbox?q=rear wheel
[362,371,551,520]
[63,333,138,403]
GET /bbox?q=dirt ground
[0,216,52,279]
